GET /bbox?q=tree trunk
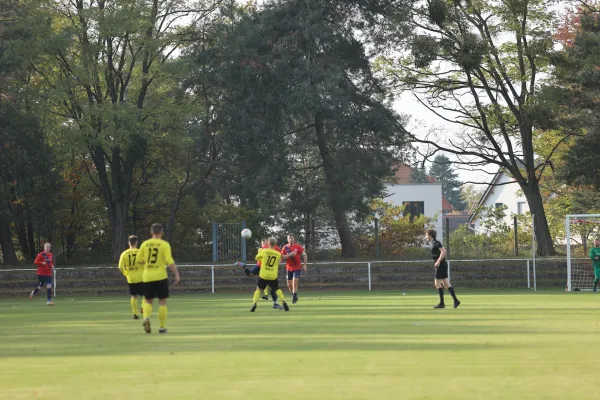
[15,217,29,261]
[111,201,129,261]
[9,187,30,260]
[521,181,555,256]
[90,145,139,261]
[166,195,184,243]
[304,213,312,253]
[313,115,356,258]
[0,218,18,264]
[66,229,76,261]
[26,218,36,258]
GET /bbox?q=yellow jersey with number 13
[255,248,281,281]
[138,238,175,283]
[118,248,142,284]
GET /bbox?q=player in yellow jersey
[118,235,143,319]
[251,237,296,312]
[137,223,181,334]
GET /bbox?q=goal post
[566,214,600,291]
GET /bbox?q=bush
[355,199,436,258]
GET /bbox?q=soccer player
[282,233,307,304]
[137,223,181,334]
[426,229,460,309]
[118,235,143,319]
[251,237,290,312]
[29,242,55,306]
[589,239,600,292]
[235,239,285,309]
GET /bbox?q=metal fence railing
[0,257,585,297]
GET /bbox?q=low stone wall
[0,259,569,297]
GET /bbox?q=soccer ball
[241,229,252,240]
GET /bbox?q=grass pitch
[0,290,597,400]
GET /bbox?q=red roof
[442,197,454,212]
[391,162,453,212]
[391,163,435,184]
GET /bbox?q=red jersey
[34,251,54,276]
[282,243,304,271]
[257,245,280,267]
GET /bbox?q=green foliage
[211,0,411,257]
[428,155,466,210]
[460,184,484,213]
[544,9,600,189]
[355,199,436,257]
[378,0,559,255]
[410,164,430,183]
[450,207,532,259]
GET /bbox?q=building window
[494,202,505,220]
[517,202,526,215]
[403,201,425,221]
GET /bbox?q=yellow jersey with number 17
[138,238,175,283]
[255,248,281,281]
[118,248,143,284]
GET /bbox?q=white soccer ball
[241,228,252,240]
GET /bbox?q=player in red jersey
[235,239,288,309]
[281,233,307,304]
[29,243,55,305]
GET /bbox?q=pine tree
[546,8,600,189]
[428,155,466,211]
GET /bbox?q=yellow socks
[143,302,153,320]
[264,288,269,297]
[131,297,139,316]
[158,305,167,329]
[253,289,262,304]
[276,289,285,302]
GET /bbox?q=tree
[545,7,600,190]
[0,0,61,264]
[30,1,220,260]
[217,0,411,257]
[379,0,566,255]
[461,184,484,213]
[410,164,430,183]
[429,155,466,210]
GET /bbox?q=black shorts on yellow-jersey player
[136,223,180,334]
[251,238,289,312]
[139,237,175,298]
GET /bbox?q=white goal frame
[566,214,600,291]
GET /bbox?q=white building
[383,163,453,235]
[468,169,529,233]
[385,183,444,234]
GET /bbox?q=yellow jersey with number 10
[138,238,175,283]
[255,248,281,281]
[118,248,142,284]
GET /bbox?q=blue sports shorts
[287,270,302,280]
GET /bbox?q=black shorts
[128,282,144,296]
[143,279,169,299]
[257,277,280,292]
[435,261,449,279]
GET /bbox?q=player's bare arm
[168,263,181,285]
[302,252,308,271]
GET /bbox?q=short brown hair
[128,235,138,246]
[268,237,277,247]
[425,229,437,240]
[151,223,163,235]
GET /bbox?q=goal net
[566,214,600,291]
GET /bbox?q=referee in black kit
[426,229,460,309]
